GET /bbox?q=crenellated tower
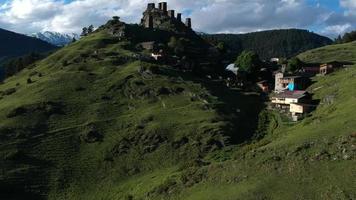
[141,2,193,32]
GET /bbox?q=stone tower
[274,72,284,92]
[185,18,192,28]
[168,10,175,18]
[162,2,167,12]
[141,2,193,32]
[177,13,182,22]
[147,3,155,10]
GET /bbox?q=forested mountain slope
[202,29,332,60]
[0,28,56,58]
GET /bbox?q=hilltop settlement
[99,2,354,123]
[115,2,354,122]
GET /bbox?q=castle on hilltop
[140,2,192,30]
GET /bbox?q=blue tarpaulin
[288,83,295,91]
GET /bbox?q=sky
[0,0,355,38]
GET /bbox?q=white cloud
[0,0,354,38]
[340,0,356,9]
[320,0,356,37]
[322,24,352,36]
[189,0,326,33]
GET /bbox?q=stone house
[271,90,309,108]
[274,73,307,92]
[271,90,313,121]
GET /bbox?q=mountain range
[30,31,80,46]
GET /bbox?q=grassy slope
[0,29,355,200]
[298,41,356,63]
[158,43,356,199]
[0,30,262,199]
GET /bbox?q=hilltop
[202,29,332,60]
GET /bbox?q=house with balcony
[271,90,314,121]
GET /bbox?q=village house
[319,61,344,75]
[301,65,321,76]
[270,90,312,121]
[301,61,347,76]
[289,103,314,121]
[271,90,309,108]
[274,72,308,93]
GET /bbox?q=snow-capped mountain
[30,31,80,46]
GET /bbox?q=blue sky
[0,0,355,38]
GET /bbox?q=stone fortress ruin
[141,2,192,30]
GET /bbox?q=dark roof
[291,103,316,107]
[274,90,307,99]
[282,75,302,79]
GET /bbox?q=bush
[234,51,261,75]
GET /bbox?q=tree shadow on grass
[159,67,266,144]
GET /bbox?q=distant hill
[0,28,56,79]
[202,29,333,60]
[30,31,80,46]
[298,41,356,63]
[0,28,56,58]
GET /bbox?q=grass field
[298,41,356,63]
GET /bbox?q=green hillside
[298,41,356,63]
[0,20,355,199]
[0,22,262,199]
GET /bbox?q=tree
[3,52,43,78]
[334,30,356,44]
[342,31,356,43]
[286,57,303,73]
[81,27,88,37]
[335,35,342,44]
[234,51,261,74]
[216,42,226,53]
[87,25,94,34]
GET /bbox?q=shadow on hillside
[0,187,45,200]
[159,67,265,144]
[197,79,265,144]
